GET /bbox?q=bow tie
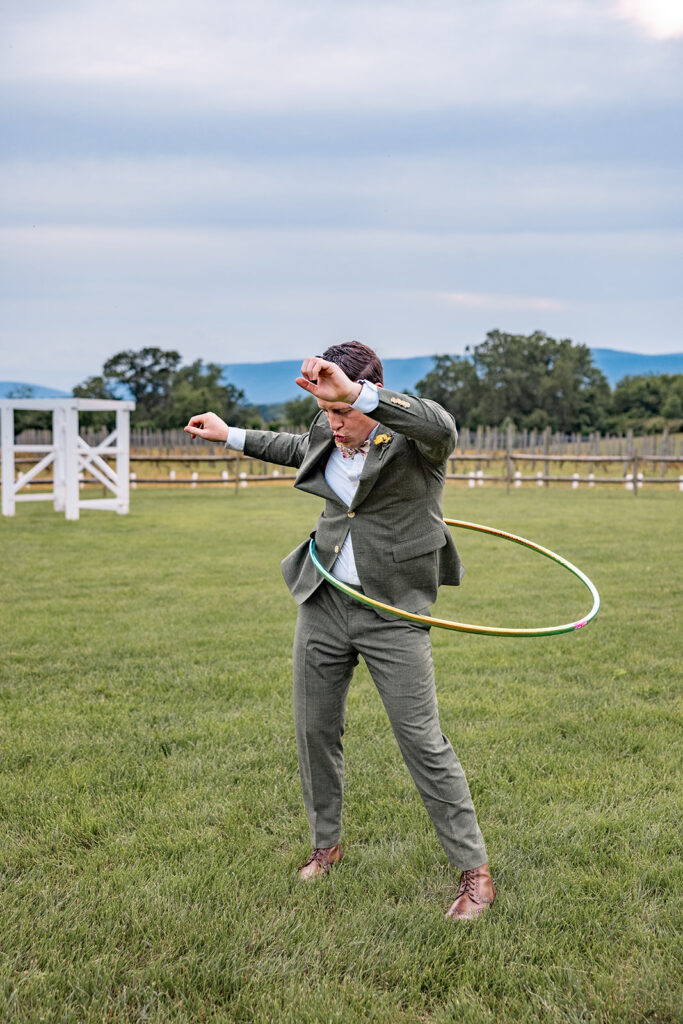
[334,437,371,460]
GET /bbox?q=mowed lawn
[1,485,680,1024]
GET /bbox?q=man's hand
[184,411,229,443]
[296,358,362,405]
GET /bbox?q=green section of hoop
[308,518,600,638]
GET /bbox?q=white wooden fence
[1,398,135,519]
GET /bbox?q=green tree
[470,331,547,427]
[416,331,610,432]
[414,354,480,426]
[471,330,609,432]
[72,375,119,430]
[161,360,248,430]
[103,347,182,424]
[537,337,610,433]
[662,387,683,420]
[73,349,253,430]
[283,395,318,430]
[7,385,51,434]
[610,373,683,431]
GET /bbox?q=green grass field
[1,487,681,1023]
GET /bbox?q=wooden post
[1,405,15,516]
[116,407,130,514]
[63,404,80,520]
[543,426,551,487]
[506,423,514,495]
[659,426,668,479]
[52,406,66,511]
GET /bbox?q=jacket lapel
[294,423,340,503]
[349,425,394,510]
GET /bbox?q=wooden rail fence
[4,424,682,494]
[7,450,682,495]
[12,424,683,459]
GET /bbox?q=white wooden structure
[1,398,135,520]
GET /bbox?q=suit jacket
[242,387,463,617]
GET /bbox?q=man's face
[317,398,378,449]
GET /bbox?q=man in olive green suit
[185,341,494,920]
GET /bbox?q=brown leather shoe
[297,844,343,880]
[445,863,495,920]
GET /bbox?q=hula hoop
[308,519,600,638]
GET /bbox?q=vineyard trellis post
[505,423,514,495]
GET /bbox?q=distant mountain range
[0,381,71,399]
[589,348,683,387]
[221,348,683,403]
[221,356,436,405]
[2,348,682,404]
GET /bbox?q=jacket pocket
[392,528,447,563]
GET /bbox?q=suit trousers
[293,580,488,870]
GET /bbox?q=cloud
[2,147,681,237]
[2,224,681,391]
[2,0,681,113]
[615,0,683,39]
[1,0,681,382]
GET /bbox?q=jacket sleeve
[243,428,310,468]
[373,388,457,465]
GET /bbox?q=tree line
[415,331,681,435]
[10,334,682,436]
[72,349,323,432]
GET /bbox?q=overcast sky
[1,0,682,392]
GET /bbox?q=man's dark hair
[321,340,384,386]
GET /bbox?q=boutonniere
[373,433,393,460]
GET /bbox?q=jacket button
[347,510,355,518]
[334,545,340,553]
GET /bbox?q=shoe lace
[458,869,480,903]
[303,848,326,868]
